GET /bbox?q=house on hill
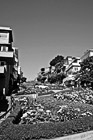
[65,57,81,77]
[81,49,93,62]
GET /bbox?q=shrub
[1,96,93,140]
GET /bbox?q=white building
[81,49,93,62]
[66,57,81,76]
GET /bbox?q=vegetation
[48,72,66,84]
[37,75,47,83]
[40,68,45,74]
[37,55,66,84]
[80,56,93,89]
[1,95,93,140]
[50,55,64,67]
[36,54,93,88]
[21,77,27,83]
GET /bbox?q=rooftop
[0,26,12,31]
[84,49,93,54]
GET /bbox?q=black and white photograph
[0,0,93,140]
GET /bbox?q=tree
[50,55,64,67]
[56,73,66,84]
[48,74,57,84]
[48,72,66,84]
[41,68,45,74]
[37,74,47,83]
[21,77,27,83]
[80,56,93,88]
[37,75,42,82]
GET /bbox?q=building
[65,57,81,76]
[0,27,21,95]
[64,56,74,65]
[81,49,93,62]
[12,47,19,79]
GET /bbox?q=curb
[47,130,93,140]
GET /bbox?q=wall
[5,65,11,95]
[0,76,5,95]
[90,51,93,57]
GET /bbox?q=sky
[0,0,93,80]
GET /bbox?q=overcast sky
[0,0,93,80]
